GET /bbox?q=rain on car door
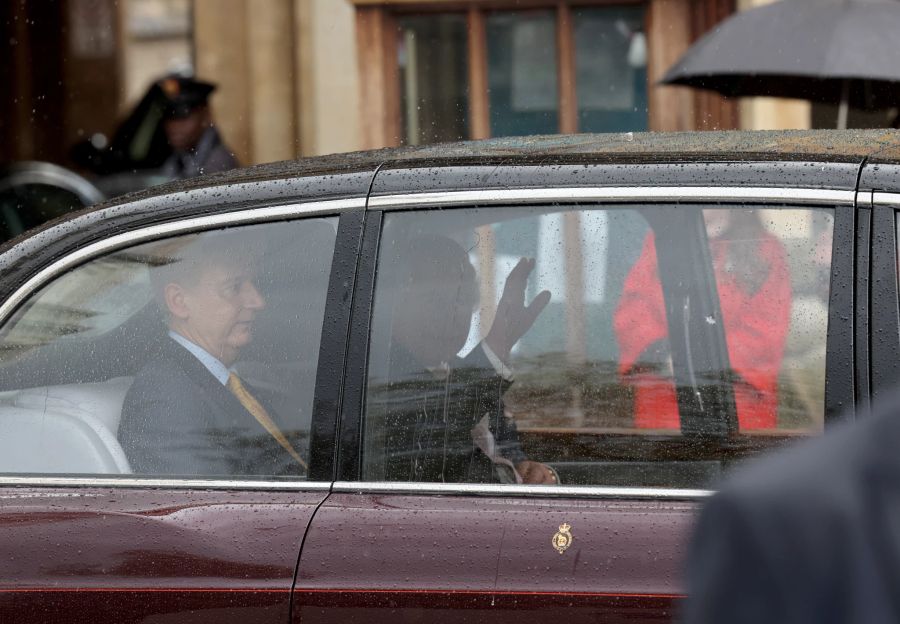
[292,203,732,622]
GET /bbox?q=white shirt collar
[168,330,231,385]
[425,343,515,381]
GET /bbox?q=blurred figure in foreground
[158,76,239,179]
[684,394,900,623]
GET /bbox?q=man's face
[164,106,210,152]
[167,259,266,364]
[393,256,478,366]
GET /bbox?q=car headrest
[0,406,130,474]
[12,376,134,434]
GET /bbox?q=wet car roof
[108,129,900,206]
[3,129,897,273]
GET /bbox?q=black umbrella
[662,0,900,128]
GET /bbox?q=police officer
[158,76,239,179]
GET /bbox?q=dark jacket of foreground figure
[118,338,302,477]
[684,392,900,624]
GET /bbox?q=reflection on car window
[0,218,336,479]
[617,209,795,431]
[0,184,88,241]
[2,251,153,351]
[363,205,834,488]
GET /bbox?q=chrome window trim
[0,197,363,327]
[872,192,900,208]
[332,481,711,500]
[367,186,855,210]
[0,476,332,491]
[0,477,710,498]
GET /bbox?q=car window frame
[336,185,857,497]
[642,204,737,436]
[868,192,900,403]
[0,197,366,490]
[843,199,868,420]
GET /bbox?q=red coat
[614,231,791,430]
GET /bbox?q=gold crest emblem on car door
[552,523,573,554]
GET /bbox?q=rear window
[361,203,834,488]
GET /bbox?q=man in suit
[119,231,306,477]
[683,394,900,623]
[366,235,556,484]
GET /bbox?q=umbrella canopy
[662,0,900,115]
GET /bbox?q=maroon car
[1,130,898,622]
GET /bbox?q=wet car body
[1,130,900,622]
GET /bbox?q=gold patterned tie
[227,373,308,471]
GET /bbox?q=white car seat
[0,377,134,474]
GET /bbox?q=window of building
[357,0,736,148]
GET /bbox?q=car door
[853,164,900,590]
[0,187,367,622]
[856,168,900,402]
[294,163,853,623]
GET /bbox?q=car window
[0,217,337,479]
[361,204,833,488]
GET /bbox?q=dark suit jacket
[118,337,303,477]
[161,127,237,179]
[366,343,526,483]
[684,393,900,624]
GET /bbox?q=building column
[297,0,362,156]
[248,0,298,163]
[194,0,299,166]
[646,0,695,131]
[355,5,398,151]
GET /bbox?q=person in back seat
[367,235,556,484]
[118,231,307,477]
